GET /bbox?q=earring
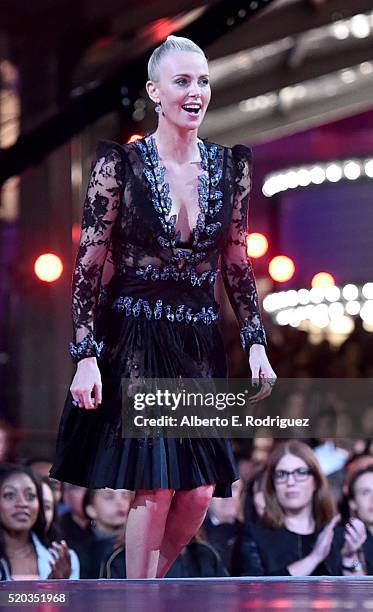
[155,102,161,113]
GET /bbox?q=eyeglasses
[273,467,313,484]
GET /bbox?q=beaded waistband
[111,296,219,325]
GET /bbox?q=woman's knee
[133,488,174,512]
[174,484,215,515]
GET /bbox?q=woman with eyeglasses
[231,440,367,576]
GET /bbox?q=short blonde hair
[147,35,207,82]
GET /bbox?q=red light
[268,255,295,282]
[311,272,335,288]
[72,223,81,244]
[34,253,63,283]
[127,134,143,143]
[247,232,268,258]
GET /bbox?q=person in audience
[231,440,367,576]
[59,483,91,549]
[101,526,228,579]
[346,466,373,574]
[203,478,244,570]
[0,419,19,463]
[41,478,80,577]
[0,463,78,579]
[24,457,63,507]
[76,488,134,578]
[243,465,266,524]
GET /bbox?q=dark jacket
[59,512,91,550]
[231,522,345,576]
[76,532,118,579]
[203,515,240,571]
[363,530,373,575]
[100,541,229,579]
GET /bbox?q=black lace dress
[49,134,267,497]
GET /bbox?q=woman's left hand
[341,517,367,558]
[47,540,72,579]
[248,344,277,403]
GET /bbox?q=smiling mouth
[12,512,31,519]
[181,105,202,115]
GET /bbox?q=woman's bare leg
[156,483,215,578]
[125,488,174,578]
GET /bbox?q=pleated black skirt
[49,270,239,497]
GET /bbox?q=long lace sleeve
[69,140,126,363]
[221,144,267,352]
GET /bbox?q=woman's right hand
[70,357,102,410]
[311,514,341,564]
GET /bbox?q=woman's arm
[220,145,267,353]
[69,140,126,363]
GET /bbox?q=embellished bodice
[69,134,267,362]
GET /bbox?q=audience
[345,466,373,574]
[76,488,134,578]
[59,483,91,549]
[231,441,367,576]
[0,464,79,579]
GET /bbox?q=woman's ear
[84,504,96,521]
[146,80,159,105]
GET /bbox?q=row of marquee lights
[262,158,373,198]
[263,282,373,333]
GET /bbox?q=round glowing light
[268,256,295,282]
[311,272,335,288]
[325,164,343,183]
[297,288,310,304]
[247,232,268,258]
[310,304,329,328]
[360,300,373,324]
[296,168,311,187]
[344,161,361,180]
[342,284,359,301]
[310,166,326,185]
[328,302,344,319]
[324,285,341,302]
[127,134,143,143]
[345,301,360,315]
[365,160,373,178]
[332,21,349,40]
[284,290,298,307]
[362,283,373,299]
[276,310,291,326]
[34,253,63,283]
[309,287,324,304]
[329,315,354,335]
[351,14,370,39]
[284,170,299,189]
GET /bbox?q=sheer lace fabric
[69,136,267,363]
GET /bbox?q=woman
[0,464,78,579]
[49,35,276,579]
[344,465,373,574]
[41,478,80,577]
[231,441,367,576]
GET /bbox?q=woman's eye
[176,79,187,85]
[200,79,209,86]
[3,492,14,499]
[26,493,37,501]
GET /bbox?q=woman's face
[273,453,316,513]
[42,482,54,531]
[147,51,211,132]
[350,472,373,528]
[86,489,133,531]
[0,473,39,533]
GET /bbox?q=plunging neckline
[145,134,209,248]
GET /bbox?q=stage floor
[0,577,372,611]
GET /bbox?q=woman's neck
[4,529,32,551]
[152,124,200,164]
[283,504,316,534]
